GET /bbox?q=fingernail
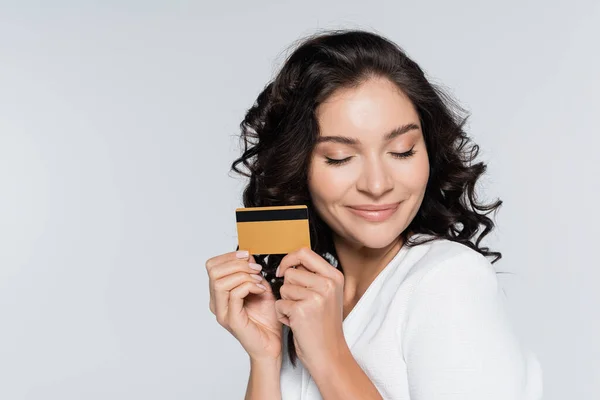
[250,274,262,281]
[236,250,249,258]
[249,263,262,271]
[256,283,267,290]
[275,266,280,277]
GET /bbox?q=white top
[280,234,543,399]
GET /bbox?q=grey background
[0,1,598,399]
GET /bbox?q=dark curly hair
[230,28,503,367]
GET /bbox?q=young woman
[205,29,543,400]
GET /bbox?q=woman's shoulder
[397,236,544,400]
[404,234,497,288]
[388,235,501,320]
[408,233,490,262]
[386,235,500,324]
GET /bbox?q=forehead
[316,77,419,141]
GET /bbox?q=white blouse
[279,234,543,399]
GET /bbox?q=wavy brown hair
[230,29,503,367]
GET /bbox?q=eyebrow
[315,123,420,145]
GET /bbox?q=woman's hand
[206,250,282,362]
[274,247,347,371]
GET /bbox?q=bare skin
[207,76,431,399]
[205,250,282,362]
[308,76,429,316]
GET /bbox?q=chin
[357,235,401,249]
[345,227,405,250]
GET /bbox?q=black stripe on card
[236,208,308,223]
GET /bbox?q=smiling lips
[347,203,400,222]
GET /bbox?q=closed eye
[325,156,353,165]
[390,148,416,159]
[325,147,416,166]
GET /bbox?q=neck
[332,232,407,303]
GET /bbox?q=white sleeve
[399,252,543,400]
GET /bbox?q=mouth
[346,203,400,222]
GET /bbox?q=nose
[356,155,394,198]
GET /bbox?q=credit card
[235,205,311,255]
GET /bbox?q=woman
[205,29,543,399]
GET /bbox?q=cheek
[410,153,430,190]
[308,163,355,202]
[392,152,430,191]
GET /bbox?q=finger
[209,259,263,281]
[276,247,339,280]
[228,281,267,330]
[243,265,274,294]
[208,259,264,316]
[206,250,255,316]
[205,249,251,272]
[253,269,274,294]
[280,268,327,293]
[275,299,294,326]
[280,282,316,301]
[214,271,265,321]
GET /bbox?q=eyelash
[325,148,416,166]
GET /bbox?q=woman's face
[308,76,430,250]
